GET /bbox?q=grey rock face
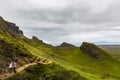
[0,16,23,35]
[7,22,23,34]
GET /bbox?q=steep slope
[45,43,120,80]
[0,39,34,74]
[1,16,120,80]
[0,17,87,80]
[0,17,51,75]
[0,17,36,74]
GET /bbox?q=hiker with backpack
[12,61,17,73]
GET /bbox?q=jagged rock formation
[80,42,101,59]
[58,42,76,48]
[7,22,23,34]
[0,16,23,36]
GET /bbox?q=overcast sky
[0,0,120,45]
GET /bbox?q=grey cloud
[17,6,118,26]
[0,0,120,45]
[24,27,69,35]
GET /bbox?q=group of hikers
[9,61,17,73]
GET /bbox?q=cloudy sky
[0,0,120,45]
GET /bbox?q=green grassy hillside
[44,45,120,80]
[1,16,120,80]
[0,17,86,80]
[0,17,53,75]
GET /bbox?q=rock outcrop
[32,36,43,43]
[7,22,23,34]
[0,16,23,36]
[80,42,101,59]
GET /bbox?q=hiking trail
[0,61,52,80]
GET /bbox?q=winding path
[0,61,52,80]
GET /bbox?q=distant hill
[57,42,76,48]
[31,36,53,47]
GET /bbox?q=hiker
[12,61,17,73]
[9,62,13,73]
